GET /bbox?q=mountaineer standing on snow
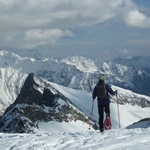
[92,75,117,132]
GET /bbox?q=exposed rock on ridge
[0,73,92,133]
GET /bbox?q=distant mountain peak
[61,56,98,73]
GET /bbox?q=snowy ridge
[49,81,150,129]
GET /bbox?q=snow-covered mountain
[114,56,150,73]
[113,56,150,96]
[0,50,150,97]
[0,50,150,114]
[0,49,150,149]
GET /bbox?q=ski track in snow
[0,128,150,150]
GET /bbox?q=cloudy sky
[0,0,150,59]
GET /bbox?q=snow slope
[0,128,150,150]
[0,67,27,115]
[44,81,150,129]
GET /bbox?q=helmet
[98,75,105,81]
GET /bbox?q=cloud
[24,29,74,48]
[0,0,120,31]
[130,39,150,45]
[0,0,150,50]
[124,10,150,28]
[25,29,73,41]
[0,28,73,49]
[1,0,149,31]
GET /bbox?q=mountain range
[0,50,150,133]
[0,50,150,97]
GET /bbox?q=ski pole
[116,91,121,128]
[89,100,94,129]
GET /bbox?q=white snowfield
[0,128,150,150]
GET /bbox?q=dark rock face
[42,88,56,107]
[0,73,93,133]
[14,73,55,106]
[4,73,56,114]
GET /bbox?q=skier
[92,75,117,132]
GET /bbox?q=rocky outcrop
[14,73,56,106]
[3,73,56,115]
[0,73,94,133]
[126,118,150,129]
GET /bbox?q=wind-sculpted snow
[0,129,150,150]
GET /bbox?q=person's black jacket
[92,83,115,105]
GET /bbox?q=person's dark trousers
[98,103,110,130]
